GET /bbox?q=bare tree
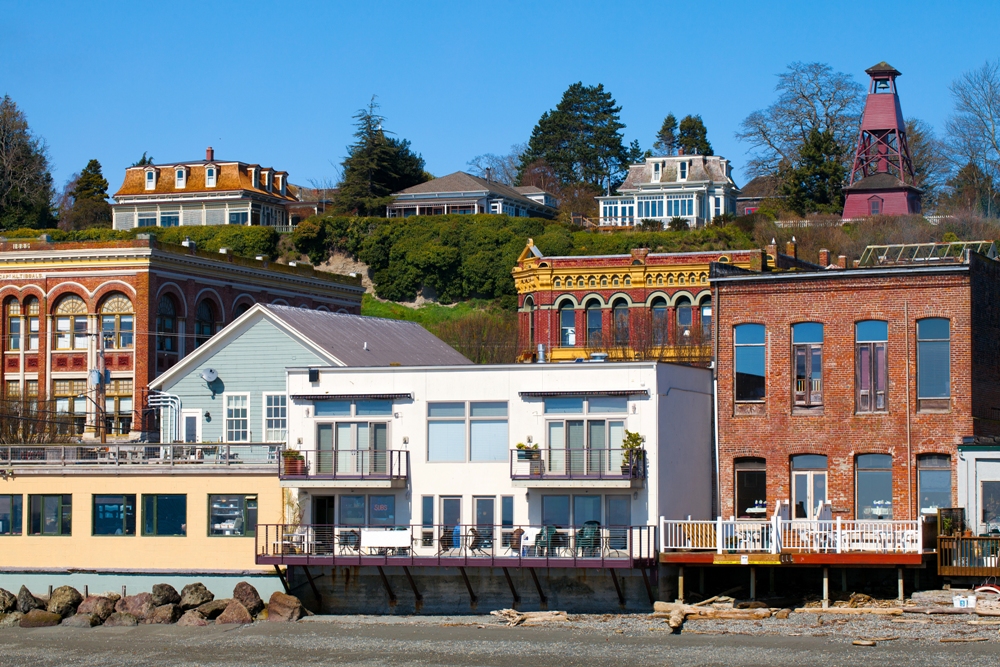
[736,62,864,177]
[906,118,950,212]
[466,143,526,186]
[433,310,519,364]
[0,395,75,444]
[947,60,1000,192]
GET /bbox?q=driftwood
[852,640,876,647]
[793,607,903,616]
[653,601,771,629]
[940,637,988,643]
[490,609,569,627]
[903,607,977,615]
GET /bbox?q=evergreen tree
[518,82,629,193]
[0,95,54,230]
[60,159,112,230]
[677,115,713,155]
[780,129,847,215]
[131,152,155,167]
[653,113,678,155]
[72,159,109,203]
[626,139,645,165]
[334,97,429,216]
[939,161,998,216]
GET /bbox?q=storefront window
[93,495,136,536]
[208,495,257,536]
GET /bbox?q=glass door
[317,424,334,474]
[607,495,630,550]
[334,423,354,474]
[371,423,387,474]
[475,497,495,546]
[441,497,462,552]
[587,420,606,474]
[567,420,585,474]
[792,471,827,519]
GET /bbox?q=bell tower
[842,62,922,219]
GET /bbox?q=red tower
[842,62,921,219]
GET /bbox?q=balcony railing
[938,536,1000,576]
[510,448,645,481]
[279,449,409,481]
[0,443,281,468]
[256,523,657,568]
[660,516,924,555]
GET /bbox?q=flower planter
[517,450,540,461]
[283,457,306,476]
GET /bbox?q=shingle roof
[617,156,733,192]
[866,61,901,77]
[114,161,296,201]
[738,175,783,199]
[265,305,472,367]
[845,173,920,192]
[393,171,556,211]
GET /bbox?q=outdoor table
[361,528,411,555]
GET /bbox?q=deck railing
[660,516,924,555]
[256,523,657,568]
[938,536,1000,576]
[279,449,409,480]
[0,443,281,468]
[509,448,644,481]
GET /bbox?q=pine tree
[518,82,629,192]
[780,129,847,215]
[131,152,155,167]
[653,113,678,155]
[334,97,428,216]
[0,95,54,230]
[61,159,111,230]
[677,115,713,156]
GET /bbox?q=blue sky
[3,0,998,194]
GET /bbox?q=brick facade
[713,252,1000,523]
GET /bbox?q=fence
[0,443,281,468]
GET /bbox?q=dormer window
[653,162,661,182]
[144,169,156,191]
[250,167,259,189]
[262,170,271,192]
[679,161,688,181]
[277,174,286,196]
[205,166,217,188]
[175,168,186,189]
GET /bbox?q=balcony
[0,444,280,476]
[509,448,644,488]
[256,523,657,569]
[279,449,408,488]
[938,535,1000,577]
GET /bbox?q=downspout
[905,300,913,519]
[712,282,721,518]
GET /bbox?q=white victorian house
[597,153,740,229]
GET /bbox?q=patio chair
[438,527,460,555]
[508,527,525,555]
[468,527,489,556]
[576,521,601,557]
[535,525,558,556]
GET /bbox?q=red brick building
[0,235,363,440]
[711,241,1000,523]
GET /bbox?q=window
[917,318,950,411]
[426,401,508,462]
[559,304,576,347]
[156,295,177,353]
[4,380,18,399]
[700,300,712,342]
[5,299,20,350]
[983,482,1000,527]
[855,320,888,413]
[651,298,667,345]
[24,298,38,351]
[544,397,584,414]
[676,297,692,342]
[612,300,629,345]
[205,167,217,188]
[427,402,466,461]
[225,394,249,442]
[792,323,823,408]
[340,496,365,526]
[679,161,688,180]
[104,379,133,436]
[525,297,535,346]
[264,394,287,442]
[53,379,87,435]
[369,495,395,526]
[54,294,88,350]
[93,494,136,536]
[142,495,186,536]
[470,402,508,462]
[29,495,71,535]
[145,170,155,189]
[160,211,180,227]
[869,198,881,215]
[175,169,186,188]
[421,495,434,546]
[229,211,249,225]
[856,454,893,520]
[542,495,570,526]
[586,301,602,347]
[918,455,951,516]
[0,495,22,535]
[791,455,827,519]
[734,324,766,402]
[735,458,767,518]
[209,495,257,536]
[100,294,133,349]
[137,212,157,227]
[194,300,216,347]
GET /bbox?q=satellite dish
[200,368,218,383]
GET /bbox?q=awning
[292,393,413,401]
[518,390,649,398]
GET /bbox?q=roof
[514,185,545,194]
[617,155,735,192]
[866,61,901,77]
[392,171,557,212]
[737,175,783,200]
[844,172,920,192]
[113,161,297,202]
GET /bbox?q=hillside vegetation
[0,225,279,258]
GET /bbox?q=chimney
[785,236,797,259]
[819,249,830,266]
[837,255,847,269]
[766,238,778,259]
[206,147,214,161]
[678,146,685,156]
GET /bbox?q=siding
[168,318,325,442]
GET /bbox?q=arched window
[156,295,177,353]
[675,296,692,342]
[700,296,712,343]
[100,294,134,349]
[234,302,252,317]
[651,298,667,345]
[856,320,888,413]
[585,300,602,347]
[24,298,39,351]
[5,299,20,351]
[54,295,88,350]
[559,302,576,347]
[524,296,535,347]
[195,300,217,347]
[612,300,629,346]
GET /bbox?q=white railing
[660,514,923,555]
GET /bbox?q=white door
[792,471,827,520]
[181,410,201,444]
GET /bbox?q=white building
[386,172,559,219]
[267,361,712,567]
[597,154,739,229]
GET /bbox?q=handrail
[510,447,645,481]
[280,449,409,480]
[0,443,282,467]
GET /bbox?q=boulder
[178,583,214,611]
[0,612,24,627]
[78,596,116,621]
[176,610,209,627]
[147,603,181,625]
[0,588,16,613]
[16,586,44,614]
[115,593,156,621]
[216,600,253,625]
[100,592,122,604]
[254,608,268,622]
[61,613,100,628]
[266,592,304,622]
[19,609,62,628]
[197,599,231,620]
[103,612,138,627]
[47,585,83,617]
[151,583,181,607]
[233,582,264,616]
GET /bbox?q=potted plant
[515,442,540,461]
[282,448,306,476]
[621,430,644,477]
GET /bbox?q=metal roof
[858,241,997,267]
